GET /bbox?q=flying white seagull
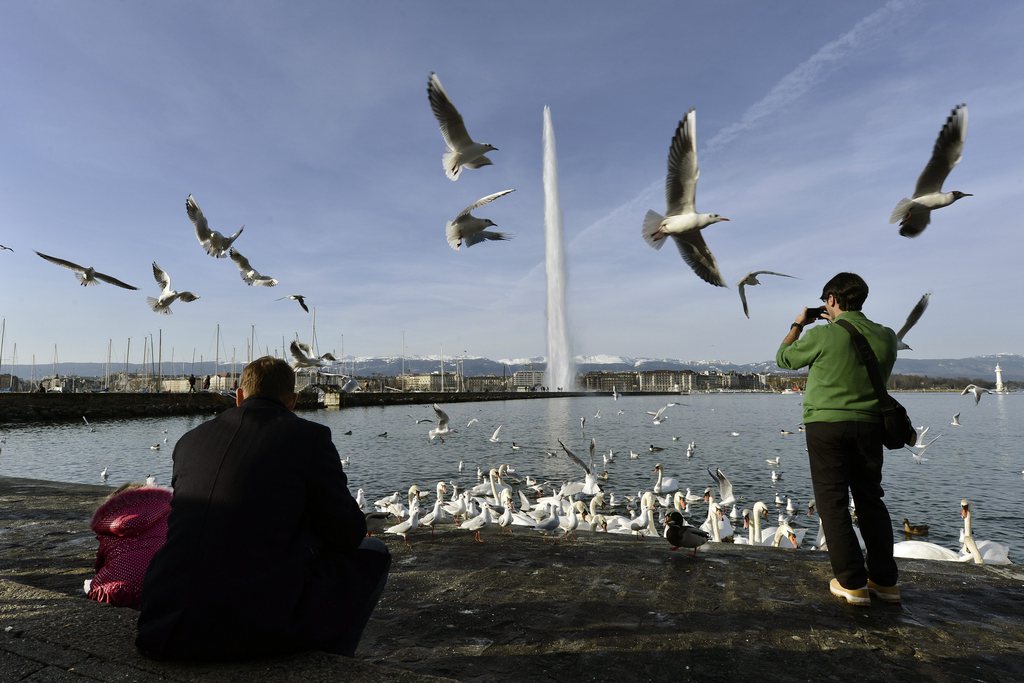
[186,194,244,257]
[890,104,971,238]
[276,294,309,313]
[289,340,336,369]
[35,251,138,290]
[642,109,730,287]
[147,262,199,314]
[229,248,278,287]
[428,404,453,441]
[737,270,797,318]
[961,384,992,406]
[427,72,497,181]
[446,189,515,250]
[895,292,930,351]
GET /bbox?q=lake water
[2,392,1019,561]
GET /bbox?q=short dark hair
[240,356,295,402]
[820,272,868,311]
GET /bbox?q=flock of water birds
[340,387,1011,566]
[3,74,970,330]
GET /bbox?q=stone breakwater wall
[0,392,234,424]
[0,389,679,423]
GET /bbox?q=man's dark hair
[240,356,295,402]
[820,272,868,311]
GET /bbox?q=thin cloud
[706,0,923,154]
[567,0,923,254]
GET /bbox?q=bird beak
[961,506,968,518]
[719,217,731,222]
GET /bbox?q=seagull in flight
[35,251,138,290]
[489,425,503,443]
[289,340,335,369]
[428,404,453,441]
[961,384,993,405]
[276,294,309,312]
[647,402,678,425]
[186,194,244,257]
[737,270,797,318]
[0,244,12,251]
[446,189,515,250]
[641,109,730,287]
[895,292,931,350]
[890,104,971,238]
[229,248,278,287]
[950,412,961,427]
[427,72,497,181]
[147,262,200,314]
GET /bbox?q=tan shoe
[867,579,901,603]
[830,578,870,606]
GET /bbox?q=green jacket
[776,311,897,424]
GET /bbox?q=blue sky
[1,1,1021,368]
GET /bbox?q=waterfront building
[465,375,509,392]
[512,370,546,391]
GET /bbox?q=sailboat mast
[215,324,220,391]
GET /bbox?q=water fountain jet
[542,106,575,391]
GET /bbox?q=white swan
[893,539,961,561]
[653,463,679,494]
[700,501,733,542]
[959,499,1012,565]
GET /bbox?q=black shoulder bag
[835,319,916,450]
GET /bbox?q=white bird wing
[738,281,750,318]
[455,188,515,219]
[671,231,727,287]
[558,439,590,475]
[914,104,967,196]
[896,292,930,342]
[490,424,502,440]
[708,467,734,503]
[93,271,139,290]
[151,262,171,290]
[665,109,699,215]
[35,251,85,274]
[290,340,313,364]
[229,248,253,273]
[462,230,510,248]
[186,194,212,242]
[427,72,472,152]
[433,404,450,430]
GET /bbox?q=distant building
[465,375,509,392]
[512,370,546,391]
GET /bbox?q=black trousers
[805,421,898,589]
[321,536,391,657]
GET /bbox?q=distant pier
[0,389,685,424]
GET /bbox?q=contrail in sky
[706,0,923,154]
[558,0,924,256]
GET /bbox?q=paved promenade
[1,476,1022,681]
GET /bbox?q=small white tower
[994,364,1005,393]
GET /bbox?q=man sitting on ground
[137,356,389,659]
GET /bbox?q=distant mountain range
[4,353,1020,383]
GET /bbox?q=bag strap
[834,319,891,405]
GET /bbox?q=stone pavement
[2,476,1023,682]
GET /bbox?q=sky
[1,1,1022,368]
